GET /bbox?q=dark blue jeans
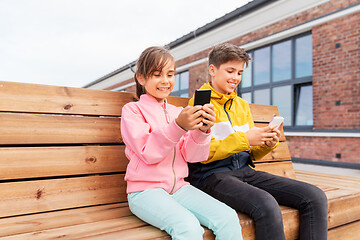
[199,168,328,240]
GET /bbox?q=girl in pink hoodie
[121,46,243,240]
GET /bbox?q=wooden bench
[0,80,359,240]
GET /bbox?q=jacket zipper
[162,104,177,194]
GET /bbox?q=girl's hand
[199,103,216,133]
[265,125,281,147]
[176,106,204,131]
[246,126,277,146]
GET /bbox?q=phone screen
[194,89,211,106]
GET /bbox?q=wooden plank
[0,81,132,116]
[167,96,189,108]
[0,174,127,218]
[0,146,127,180]
[327,193,360,228]
[328,220,360,240]
[0,203,130,237]
[253,161,296,179]
[0,113,121,145]
[259,142,292,162]
[250,103,280,122]
[0,216,152,240]
[296,171,360,189]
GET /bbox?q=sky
[0,0,252,88]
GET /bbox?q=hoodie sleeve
[245,103,279,161]
[178,129,211,163]
[203,100,278,164]
[121,103,187,165]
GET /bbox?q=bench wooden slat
[0,146,127,180]
[0,217,151,240]
[0,113,121,145]
[259,142,291,162]
[328,220,360,240]
[296,171,360,229]
[0,203,130,237]
[0,81,129,116]
[0,174,126,218]
[250,103,280,122]
[254,161,296,179]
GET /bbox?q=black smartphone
[194,89,211,106]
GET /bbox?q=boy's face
[209,60,245,95]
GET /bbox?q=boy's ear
[209,64,216,77]
[136,73,145,86]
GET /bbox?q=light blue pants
[128,184,242,240]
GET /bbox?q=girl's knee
[212,208,243,240]
[169,216,204,240]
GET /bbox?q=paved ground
[293,162,360,178]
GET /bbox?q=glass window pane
[241,52,252,88]
[173,74,180,91]
[272,86,292,126]
[295,35,312,78]
[180,92,189,97]
[272,40,291,82]
[295,85,313,126]
[254,89,270,105]
[241,92,252,103]
[180,71,189,90]
[254,47,270,85]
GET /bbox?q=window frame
[171,70,189,97]
[239,32,313,131]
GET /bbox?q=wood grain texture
[0,174,126,218]
[0,146,127,180]
[0,113,121,145]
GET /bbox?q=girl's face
[138,60,175,102]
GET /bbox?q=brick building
[85,0,360,168]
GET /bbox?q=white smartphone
[268,116,284,129]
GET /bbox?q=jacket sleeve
[178,129,211,163]
[204,101,278,164]
[121,103,187,165]
[246,103,279,161]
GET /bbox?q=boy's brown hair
[208,42,251,68]
[134,46,174,98]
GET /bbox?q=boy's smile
[209,60,245,95]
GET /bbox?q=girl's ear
[136,73,145,86]
[209,64,216,77]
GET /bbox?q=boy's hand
[176,106,204,131]
[246,126,277,146]
[265,125,281,147]
[199,103,216,133]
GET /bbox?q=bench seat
[0,81,359,239]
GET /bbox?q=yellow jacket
[189,83,278,164]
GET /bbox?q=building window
[171,71,189,97]
[239,33,313,129]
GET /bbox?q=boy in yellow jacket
[188,43,328,240]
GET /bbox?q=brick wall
[312,12,360,130]
[287,136,360,164]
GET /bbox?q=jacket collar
[139,94,168,109]
[199,82,237,105]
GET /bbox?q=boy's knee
[301,184,328,212]
[252,196,282,222]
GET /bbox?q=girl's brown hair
[134,46,174,98]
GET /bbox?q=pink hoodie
[121,94,211,194]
